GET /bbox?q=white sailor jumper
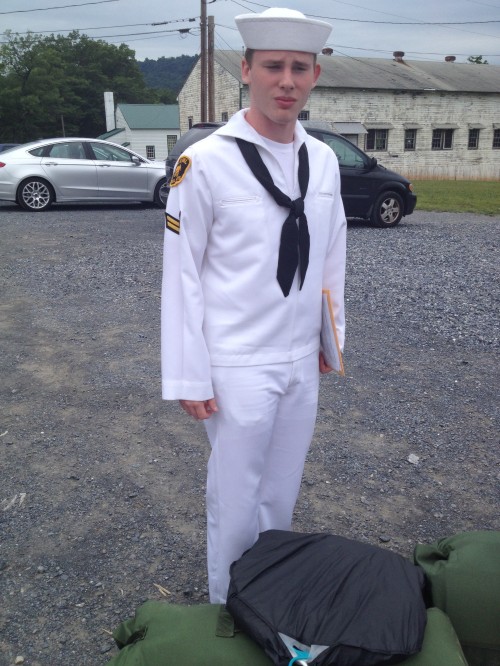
[161,109,347,603]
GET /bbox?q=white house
[100,93,180,160]
[178,52,500,180]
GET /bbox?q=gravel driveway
[1,202,498,666]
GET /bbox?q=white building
[100,93,180,160]
[178,52,500,180]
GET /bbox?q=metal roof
[117,104,180,129]
[98,128,125,140]
[301,120,367,134]
[214,51,500,94]
[332,122,367,134]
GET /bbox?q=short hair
[244,48,317,67]
[244,48,255,65]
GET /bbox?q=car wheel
[154,178,169,208]
[371,190,404,228]
[17,178,54,212]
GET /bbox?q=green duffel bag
[414,530,500,660]
[107,601,272,666]
[107,603,468,666]
[398,608,468,666]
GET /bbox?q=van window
[323,135,366,169]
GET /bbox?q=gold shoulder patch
[170,155,191,187]
[165,212,180,235]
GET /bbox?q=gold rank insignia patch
[170,155,191,187]
[165,213,180,235]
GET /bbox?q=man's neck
[244,109,295,144]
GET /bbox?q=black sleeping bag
[227,530,427,666]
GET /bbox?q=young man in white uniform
[161,8,347,604]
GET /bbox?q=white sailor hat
[235,7,332,54]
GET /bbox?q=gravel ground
[0,202,498,666]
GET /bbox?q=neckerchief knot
[290,197,304,218]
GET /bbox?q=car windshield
[322,134,366,169]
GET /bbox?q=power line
[2,17,199,37]
[227,0,500,47]
[320,0,500,24]
[228,0,500,24]
[228,0,500,26]
[107,31,199,45]
[213,27,500,59]
[83,28,196,39]
[330,44,500,57]
[0,0,119,14]
[331,17,500,25]
[214,18,500,63]
[465,0,500,6]
[0,26,200,44]
[214,31,241,55]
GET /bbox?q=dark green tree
[0,31,155,142]
[149,88,178,104]
[139,54,197,93]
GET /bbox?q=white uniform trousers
[204,352,320,604]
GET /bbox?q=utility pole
[208,15,215,121]
[200,0,207,122]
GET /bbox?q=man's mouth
[275,97,296,109]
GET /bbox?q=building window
[188,116,193,129]
[298,110,310,121]
[493,129,500,149]
[404,129,417,151]
[468,129,480,149]
[167,135,177,153]
[432,129,454,150]
[221,111,228,122]
[365,129,388,151]
[146,145,155,159]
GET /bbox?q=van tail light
[0,162,6,168]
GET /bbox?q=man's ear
[241,58,251,84]
[312,63,321,88]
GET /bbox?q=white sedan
[0,138,169,211]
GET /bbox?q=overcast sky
[2,0,500,66]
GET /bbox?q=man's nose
[279,68,295,88]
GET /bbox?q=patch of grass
[413,180,500,216]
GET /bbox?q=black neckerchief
[235,137,310,297]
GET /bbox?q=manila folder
[320,289,345,376]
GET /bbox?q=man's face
[242,50,320,140]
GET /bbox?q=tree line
[139,55,197,93]
[0,31,197,143]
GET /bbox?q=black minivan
[165,122,416,228]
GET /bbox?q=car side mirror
[131,156,141,165]
[367,156,378,170]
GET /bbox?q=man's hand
[180,398,218,420]
[319,351,333,374]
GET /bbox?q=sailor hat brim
[235,8,332,54]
